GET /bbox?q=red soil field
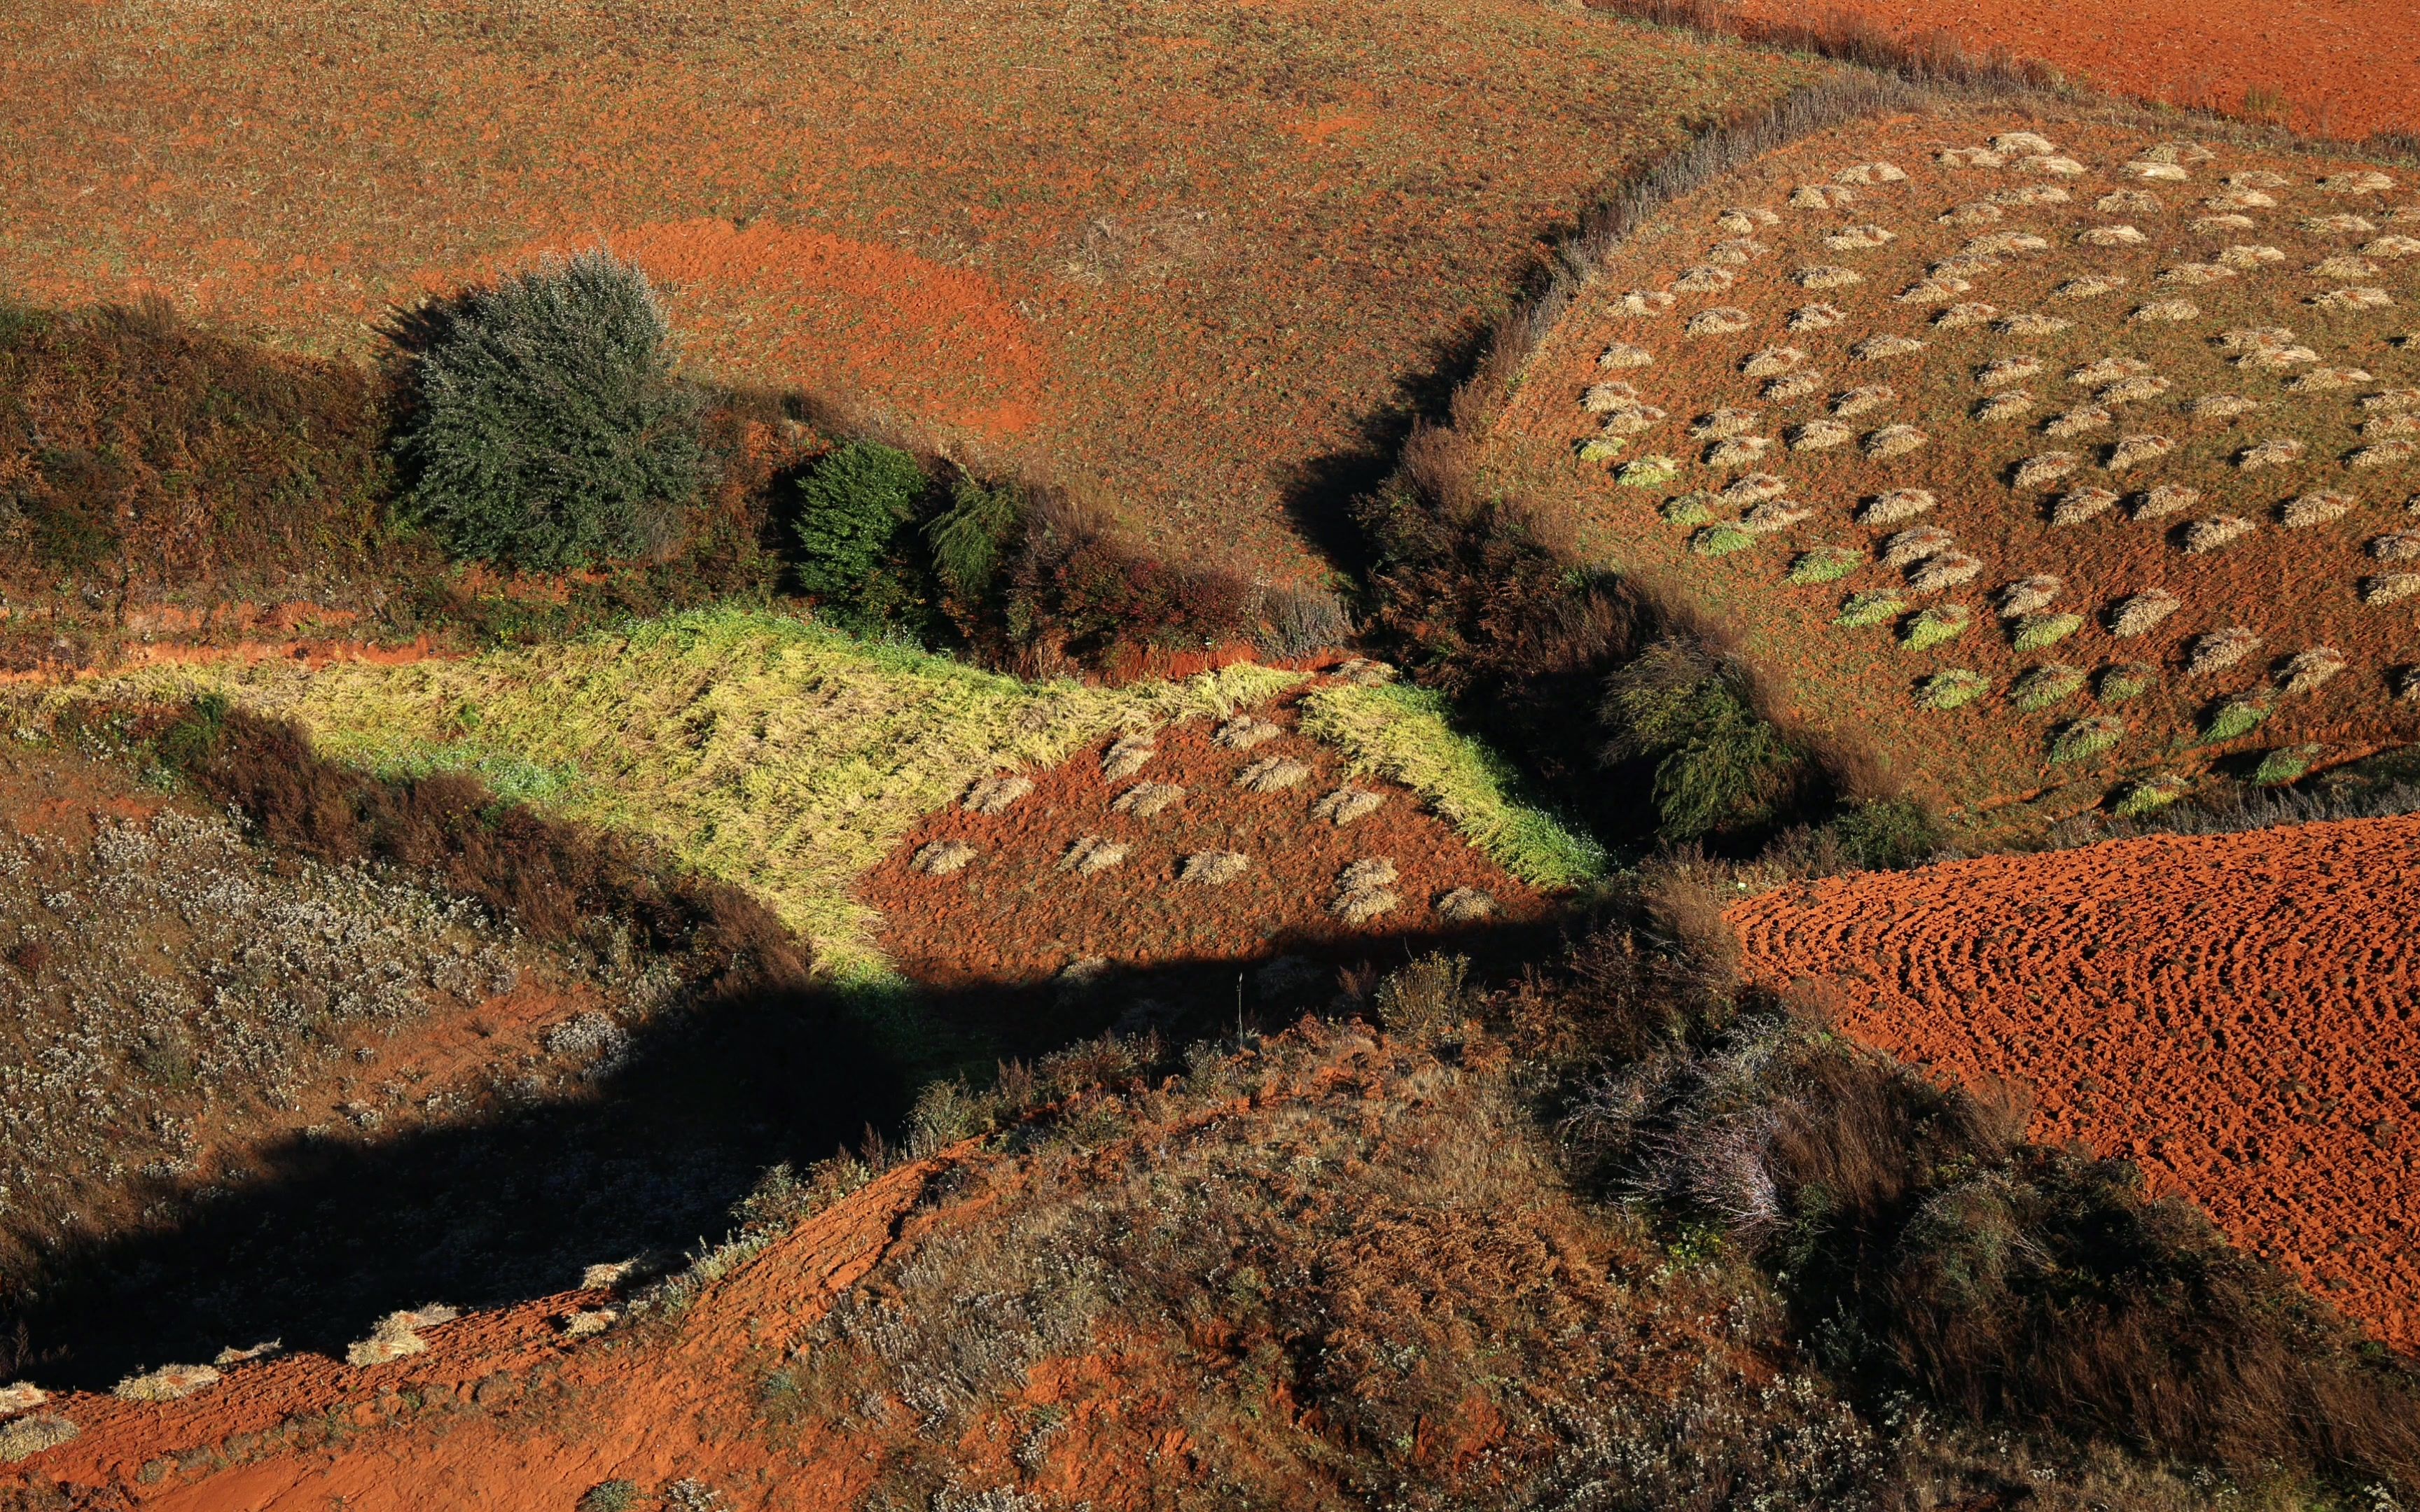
[1730,813,2420,1354]
[1723,0,2420,141]
[860,694,1545,992]
[1489,104,2420,830]
[0,0,1816,577]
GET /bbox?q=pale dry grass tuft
[2043,406,2112,438]
[2276,648,2347,694]
[2181,514,2256,553]
[2049,488,2122,526]
[1851,334,1925,361]
[1761,370,1824,402]
[911,840,979,877]
[2054,274,2128,300]
[1101,734,1158,778]
[1112,781,1187,818]
[1675,265,1738,295]
[2302,214,2378,234]
[1433,886,1496,923]
[0,1385,48,1416]
[1704,436,1773,468]
[2278,491,2356,527]
[2360,573,2420,605]
[1934,303,1998,328]
[1788,419,1852,451]
[0,1415,76,1464]
[2286,368,2372,393]
[112,1364,221,1402]
[2186,626,2262,676]
[1690,407,1761,440]
[1996,312,2071,335]
[1788,302,1847,331]
[1598,341,1655,370]
[346,1305,458,1367]
[1211,715,1282,751]
[1059,836,1129,876]
[1181,850,1251,887]
[1974,389,2036,422]
[2235,438,2306,469]
[2192,213,2257,232]
[2129,484,2202,521]
[2106,589,2181,637]
[2320,171,2395,195]
[2068,356,2153,387]
[1687,306,1754,337]
[1795,265,1863,289]
[2078,225,2147,247]
[1824,223,1896,250]
[2365,234,2420,258]
[2098,376,2172,405]
[2100,187,2167,211]
[1856,488,1935,526]
[560,1308,617,1338]
[1716,206,1780,236]
[2129,299,2199,323]
[1880,526,1956,568]
[582,1260,639,1290]
[2185,393,2260,419]
[1994,575,2061,618]
[1977,354,2042,386]
[1739,499,1812,534]
[1907,552,1982,592]
[2104,434,2174,470]
[1236,757,1313,793]
[2012,452,2079,489]
[2310,255,2381,280]
[2158,262,2237,286]
[1311,787,1387,826]
[1863,424,1926,458]
[1739,346,1807,377]
[2369,532,2420,561]
[2310,287,2393,311]
[2348,441,2416,470]
[2213,244,2284,270]
[1828,384,1893,417]
[1719,472,1790,503]
[1613,288,1676,318]
[963,775,1034,816]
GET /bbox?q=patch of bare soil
[1730,813,2420,1353]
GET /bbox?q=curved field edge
[1296,682,1610,888]
[73,610,1302,979]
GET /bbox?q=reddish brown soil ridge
[1730,813,2420,1353]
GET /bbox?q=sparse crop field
[1712,0,2420,139]
[0,0,1818,576]
[1489,105,2420,830]
[1730,813,2420,1354]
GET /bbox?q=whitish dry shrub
[2070,357,2152,387]
[2370,532,2420,561]
[1236,757,1312,793]
[1211,715,1281,750]
[1935,303,1998,328]
[1825,224,1896,249]
[1181,850,1250,886]
[2365,234,2420,258]
[1907,553,1982,592]
[1101,734,1158,778]
[1690,408,1760,440]
[2321,171,2395,195]
[1719,472,1789,503]
[1879,526,1955,567]
[1790,183,1854,209]
[2227,170,2288,189]
[0,1415,76,1464]
[2186,393,2260,419]
[2106,589,2181,637]
[1674,263,1738,292]
[2078,225,2147,247]
[346,1305,458,1367]
[1940,201,2003,226]
[2181,514,2256,553]
[1598,342,1654,370]
[1059,836,1129,876]
[1761,370,1823,402]
[2193,214,2257,232]
[1996,575,2061,616]
[2276,647,2347,694]
[1704,437,1772,468]
[910,840,979,877]
[2216,244,2285,269]
[2102,185,2169,209]
[2204,188,2274,211]
[581,1260,639,1290]
[1836,160,1907,185]
[1795,265,1863,289]
[1975,389,2036,422]
[1788,419,1851,451]
[2043,407,2112,439]
[2288,368,2372,393]
[2216,326,2295,353]
[1739,500,1811,534]
[2054,275,2129,302]
[2099,376,2173,406]
[2311,287,2393,310]
[2364,389,2420,412]
[963,774,1034,815]
[1863,424,1927,458]
[2130,300,2199,323]
[1613,289,1676,318]
[1788,303,1847,331]
[112,1364,222,1402]
[2022,155,2087,178]
[2279,491,2356,527]
[1857,488,1935,526]
[1688,307,1753,337]
[2049,488,2122,525]
[1715,206,1779,235]
[2361,573,2420,605]
[2105,434,2174,471]
[0,1385,47,1416]
[1977,355,2042,387]
[2122,161,2188,182]
[2010,664,2087,711]
[1739,346,1807,377]
[560,1308,617,1338]
[1311,787,1387,826]
[2304,213,2378,234]
[2012,453,2079,489]
[1996,312,2072,336]
[1898,275,1973,306]
[2048,716,2125,764]
[2159,262,2237,286]
[1851,334,1925,361]
[1707,237,1772,265]
[1938,146,2005,168]
[2186,626,2261,675]
[1330,858,1402,925]
[2235,439,2305,469]
[2311,255,2381,279]
[1112,781,1186,818]
[1433,887,1496,923]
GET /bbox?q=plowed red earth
[1722,0,2420,139]
[1730,813,2420,1353]
[860,696,1545,990]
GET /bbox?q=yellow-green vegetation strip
[89,608,1305,979]
[1296,682,1607,890]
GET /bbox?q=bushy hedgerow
[791,441,927,604]
[393,251,707,571]
[1599,640,1805,844]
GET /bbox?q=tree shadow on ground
[6,918,1555,1389]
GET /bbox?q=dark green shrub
[791,441,926,600]
[393,251,705,571]
[577,1480,639,1512]
[925,472,1022,602]
[1601,641,1799,844]
[1828,797,1939,869]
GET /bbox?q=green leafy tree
[791,441,926,599]
[394,251,704,570]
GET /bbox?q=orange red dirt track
[1723,0,2420,139]
[1732,813,2420,1354]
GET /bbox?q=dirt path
[1730,814,2420,1353]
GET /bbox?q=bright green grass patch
[2252,743,2323,787]
[1788,547,1864,585]
[1900,603,1971,651]
[1296,682,1608,890]
[2048,716,2125,765]
[1576,435,1627,463]
[1835,589,1907,628]
[92,608,1303,979]
[2097,662,2158,703]
[1690,524,1754,558]
[1915,669,1988,710]
[2112,773,2190,818]
[2010,612,2084,652]
[1660,493,1715,528]
[2201,694,2273,744]
[2009,663,2087,713]
[1615,454,1681,488]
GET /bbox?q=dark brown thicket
[145,703,806,993]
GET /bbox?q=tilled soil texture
[1730,813,2420,1354]
[1718,0,2420,140]
[858,696,1547,1040]
[1489,104,2420,834]
[0,0,1818,580]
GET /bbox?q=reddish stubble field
[1730,813,2420,1354]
